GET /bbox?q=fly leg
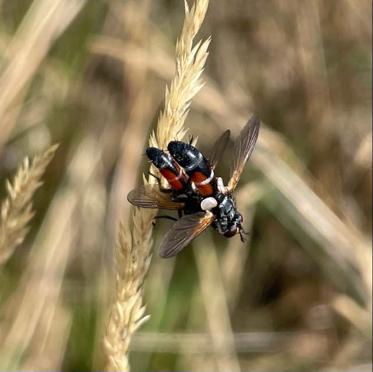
[239,230,246,242]
[239,228,249,242]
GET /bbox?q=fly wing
[160,212,214,258]
[208,129,231,169]
[227,116,260,192]
[127,184,184,210]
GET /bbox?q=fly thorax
[219,196,234,213]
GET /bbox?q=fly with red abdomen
[167,141,216,197]
[145,147,188,191]
[127,116,260,258]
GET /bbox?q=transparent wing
[208,129,231,169]
[160,212,214,258]
[127,184,184,210]
[227,116,260,192]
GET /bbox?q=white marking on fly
[216,177,227,194]
[201,197,218,211]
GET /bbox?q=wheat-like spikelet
[0,144,58,265]
[150,0,210,150]
[103,1,210,371]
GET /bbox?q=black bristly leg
[239,230,246,243]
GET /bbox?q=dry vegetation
[0,0,371,371]
[0,145,58,265]
[103,1,210,370]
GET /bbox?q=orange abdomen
[191,171,214,196]
[161,168,187,191]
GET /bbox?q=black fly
[127,116,260,257]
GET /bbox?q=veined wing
[227,116,260,192]
[127,184,184,210]
[160,212,214,258]
[208,129,230,169]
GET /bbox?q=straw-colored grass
[0,0,370,370]
[0,144,58,266]
[0,137,102,370]
[103,1,210,371]
[0,0,86,151]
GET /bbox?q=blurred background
[0,0,371,371]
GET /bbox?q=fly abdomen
[168,141,215,196]
[190,170,215,196]
[146,147,188,191]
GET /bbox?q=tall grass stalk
[0,0,86,151]
[103,1,210,371]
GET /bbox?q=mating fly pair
[127,116,260,258]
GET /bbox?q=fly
[127,116,260,258]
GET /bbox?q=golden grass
[0,144,58,266]
[103,1,210,371]
[0,0,370,370]
[150,0,210,150]
[0,137,102,370]
[0,0,86,151]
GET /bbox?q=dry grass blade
[131,330,308,353]
[194,237,241,372]
[0,0,86,151]
[0,144,58,265]
[103,1,210,371]
[0,137,100,370]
